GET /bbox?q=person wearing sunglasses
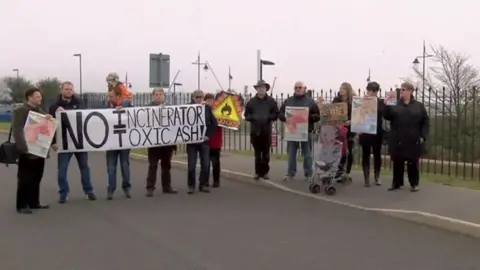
[383,82,429,192]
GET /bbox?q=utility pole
[191,52,207,90]
[73,53,83,96]
[228,66,232,91]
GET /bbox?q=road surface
[0,151,479,269]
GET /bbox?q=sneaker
[283,176,292,182]
[187,186,195,194]
[262,174,270,180]
[146,189,154,197]
[58,196,68,204]
[86,193,97,201]
[410,186,419,192]
[305,176,313,182]
[17,207,33,214]
[375,180,382,186]
[123,188,132,198]
[212,182,220,188]
[107,192,114,200]
[253,174,260,180]
[199,186,210,193]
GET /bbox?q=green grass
[131,147,480,190]
[0,122,10,130]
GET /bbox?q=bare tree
[412,45,480,115]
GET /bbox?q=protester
[105,90,132,200]
[49,81,96,203]
[332,82,356,177]
[204,93,223,188]
[145,88,178,197]
[186,90,218,194]
[12,88,52,214]
[106,72,132,107]
[383,82,429,192]
[279,81,320,181]
[244,80,279,180]
[359,81,385,187]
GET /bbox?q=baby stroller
[309,124,352,195]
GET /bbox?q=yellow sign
[213,92,244,130]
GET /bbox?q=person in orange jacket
[106,72,132,106]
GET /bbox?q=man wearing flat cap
[244,80,279,180]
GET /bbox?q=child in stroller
[309,124,351,195]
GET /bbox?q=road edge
[1,128,479,239]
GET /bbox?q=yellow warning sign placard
[213,91,244,130]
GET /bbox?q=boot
[363,166,370,187]
[374,169,381,186]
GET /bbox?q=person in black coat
[359,82,385,187]
[244,80,279,180]
[332,82,356,175]
[383,82,429,192]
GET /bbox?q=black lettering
[60,111,83,150]
[167,107,175,126]
[128,129,141,147]
[175,126,189,142]
[112,109,127,147]
[126,109,135,128]
[195,105,205,125]
[141,128,153,146]
[160,127,171,144]
[83,112,109,149]
[186,106,198,125]
[135,108,146,128]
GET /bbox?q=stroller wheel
[325,186,336,195]
[310,184,321,194]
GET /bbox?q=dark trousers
[361,139,382,178]
[208,148,221,185]
[186,143,209,188]
[346,140,354,174]
[250,133,271,176]
[146,147,174,191]
[392,157,420,188]
[16,155,45,210]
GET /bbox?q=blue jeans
[186,143,210,188]
[286,133,313,177]
[57,152,93,197]
[106,150,131,193]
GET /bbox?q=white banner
[56,104,206,153]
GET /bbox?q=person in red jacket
[204,93,223,187]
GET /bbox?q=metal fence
[40,86,480,180]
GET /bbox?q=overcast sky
[0,0,477,95]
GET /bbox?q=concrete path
[1,151,480,269]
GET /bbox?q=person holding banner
[12,88,52,214]
[332,82,356,177]
[145,88,178,197]
[244,80,279,180]
[49,81,97,204]
[383,82,429,192]
[359,81,385,187]
[279,81,320,182]
[186,90,218,194]
[105,90,133,200]
[204,93,223,188]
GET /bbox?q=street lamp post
[259,59,275,81]
[173,82,182,105]
[412,40,433,92]
[191,52,208,90]
[73,53,83,96]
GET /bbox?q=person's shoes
[283,175,292,182]
[30,204,49,209]
[123,188,132,198]
[187,186,195,194]
[204,183,210,187]
[58,196,68,204]
[86,193,97,201]
[199,186,210,193]
[363,167,370,187]
[163,188,178,194]
[107,192,114,200]
[410,185,419,192]
[262,174,270,180]
[374,170,381,186]
[388,186,401,191]
[305,176,313,182]
[253,174,260,180]
[212,182,220,188]
[146,189,154,197]
[17,207,33,214]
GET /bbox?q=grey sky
[0,0,478,95]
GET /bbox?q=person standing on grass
[332,82,356,177]
[49,81,96,204]
[145,88,178,197]
[359,81,385,187]
[204,93,223,188]
[244,80,279,180]
[186,90,218,194]
[105,90,132,200]
[279,81,320,182]
[383,82,429,192]
[12,88,53,214]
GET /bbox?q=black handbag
[0,126,19,166]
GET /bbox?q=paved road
[1,152,480,269]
